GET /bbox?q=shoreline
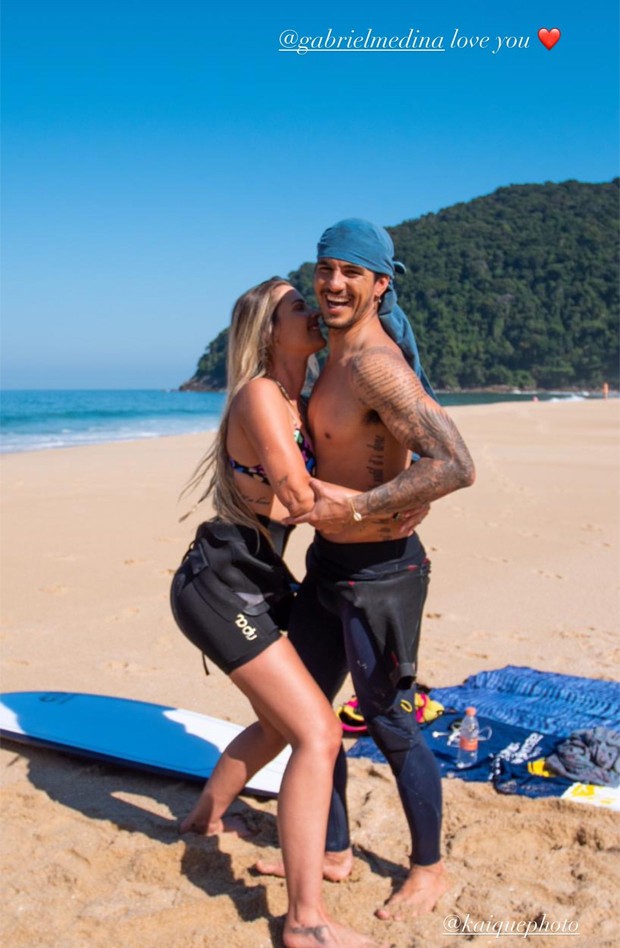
[1,389,616,457]
[3,385,616,394]
[181,383,618,395]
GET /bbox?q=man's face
[313,258,390,331]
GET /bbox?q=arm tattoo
[241,493,269,507]
[351,349,475,516]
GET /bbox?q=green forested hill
[181,179,619,391]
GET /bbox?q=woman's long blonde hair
[181,277,291,535]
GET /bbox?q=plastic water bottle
[457,707,479,768]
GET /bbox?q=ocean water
[0,388,602,454]
[0,390,227,454]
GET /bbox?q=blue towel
[348,711,570,797]
[379,303,436,400]
[349,667,620,797]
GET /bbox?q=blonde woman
[171,279,383,948]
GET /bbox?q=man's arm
[349,347,475,518]
[284,348,474,530]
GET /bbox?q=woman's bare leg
[182,715,354,885]
[230,637,378,947]
[180,718,286,834]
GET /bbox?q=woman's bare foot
[284,917,381,947]
[255,847,354,883]
[179,812,254,838]
[375,861,448,920]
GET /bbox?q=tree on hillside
[182,179,619,391]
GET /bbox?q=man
[266,219,475,919]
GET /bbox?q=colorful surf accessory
[337,692,445,734]
[336,696,368,734]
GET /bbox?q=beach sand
[1,400,619,947]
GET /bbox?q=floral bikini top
[229,379,317,486]
[229,426,316,486]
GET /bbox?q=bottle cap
[465,706,476,715]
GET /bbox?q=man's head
[314,218,404,330]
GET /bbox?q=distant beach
[0,387,612,454]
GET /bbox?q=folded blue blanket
[430,666,620,737]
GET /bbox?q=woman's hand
[390,503,431,536]
[282,480,356,533]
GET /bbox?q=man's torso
[308,346,412,543]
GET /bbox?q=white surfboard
[0,691,290,797]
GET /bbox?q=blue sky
[2,0,618,389]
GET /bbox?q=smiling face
[313,258,390,331]
[271,285,325,357]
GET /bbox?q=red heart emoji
[538,27,561,50]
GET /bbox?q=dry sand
[1,399,619,947]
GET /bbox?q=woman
[170,278,380,948]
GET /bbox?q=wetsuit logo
[235,613,257,640]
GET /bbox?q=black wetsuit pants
[288,533,442,867]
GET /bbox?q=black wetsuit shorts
[170,518,297,675]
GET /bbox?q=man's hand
[283,480,431,536]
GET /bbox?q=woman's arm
[232,379,315,518]
[234,379,430,534]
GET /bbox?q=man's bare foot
[179,812,254,838]
[375,861,448,920]
[284,917,381,947]
[255,847,354,883]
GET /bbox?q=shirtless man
[275,219,475,920]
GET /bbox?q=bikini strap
[271,378,293,402]
[268,377,303,429]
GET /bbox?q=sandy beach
[1,399,619,947]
